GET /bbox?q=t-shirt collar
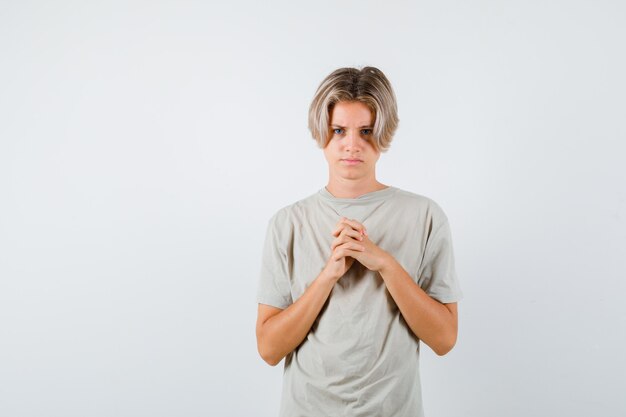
[318,186,397,205]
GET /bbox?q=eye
[361,129,372,136]
[333,128,344,135]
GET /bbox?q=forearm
[258,272,336,366]
[379,257,457,355]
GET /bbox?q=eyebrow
[331,125,373,129]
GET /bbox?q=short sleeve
[256,212,293,309]
[417,220,463,303]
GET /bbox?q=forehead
[330,101,373,126]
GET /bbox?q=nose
[343,129,363,151]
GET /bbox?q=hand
[321,217,367,283]
[332,218,392,273]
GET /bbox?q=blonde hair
[308,66,399,152]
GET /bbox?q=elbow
[257,341,283,367]
[256,323,285,366]
[433,342,455,356]
[433,333,457,356]
[259,351,282,367]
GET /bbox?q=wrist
[318,269,339,285]
[378,252,397,275]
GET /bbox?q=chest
[287,207,427,300]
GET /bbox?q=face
[323,101,381,182]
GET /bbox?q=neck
[325,177,388,199]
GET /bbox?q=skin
[256,101,459,366]
[322,100,387,199]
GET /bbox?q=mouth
[341,159,363,165]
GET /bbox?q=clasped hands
[322,216,394,282]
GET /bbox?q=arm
[256,271,336,366]
[338,219,460,356]
[256,218,366,366]
[379,257,458,356]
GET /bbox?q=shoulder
[266,190,319,231]
[391,186,450,227]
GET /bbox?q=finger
[341,218,367,235]
[332,228,365,243]
[335,241,365,257]
[331,229,363,250]
[333,226,365,240]
[331,221,350,237]
[331,219,367,237]
[332,216,347,230]
[335,247,364,261]
[333,240,364,255]
[331,233,359,251]
[339,227,364,241]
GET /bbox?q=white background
[1,1,625,416]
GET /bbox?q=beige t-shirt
[257,185,463,417]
